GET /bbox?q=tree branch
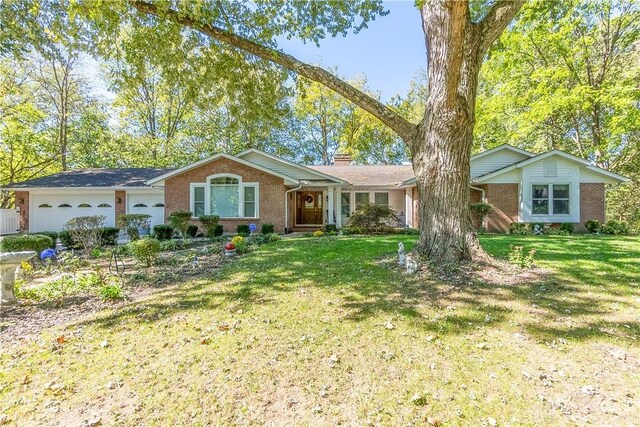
[128,0,417,142]
[478,0,526,53]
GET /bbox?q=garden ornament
[40,248,57,262]
[405,255,418,275]
[249,223,257,234]
[533,224,544,235]
[1,251,37,305]
[109,250,126,281]
[192,255,199,269]
[398,242,406,266]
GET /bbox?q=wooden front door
[296,191,323,225]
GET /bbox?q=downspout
[469,185,487,229]
[284,182,303,234]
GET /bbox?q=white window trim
[531,183,571,217]
[190,174,259,219]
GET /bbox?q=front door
[296,191,323,225]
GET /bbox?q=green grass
[1,235,639,425]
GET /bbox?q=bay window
[190,174,259,218]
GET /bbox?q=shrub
[469,202,494,230]
[313,230,324,237]
[160,239,186,251]
[231,235,246,246]
[213,224,224,237]
[266,233,281,243]
[341,226,363,235]
[559,223,574,234]
[0,234,53,254]
[186,224,199,238]
[348,203,395,234]
[168,210,193,238]
[601,220,630,235]
[584,219,601,234]
[100,227,120,246]
[152,224,174,241]
[199,215,220,237]
[237,224,250,236]
[100,284,124,300]
[117,214,151,240]
[261,223,275,235]
[37,231,58,248]
[64,215,106,253]
[396,228,419,235]
[234,239,249,254]
[509,223,529,235]
[508,245,536,269]
[323,224,338,233]
[58,230,81,249]
[130,238,161,266]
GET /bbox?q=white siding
[481,169,521,184]
[240,152,328,181]
[30,191,116,232]
[127,191,165,227]
[471,150,531,178]
[580,167,618,184]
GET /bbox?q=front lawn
[1,235,638,425]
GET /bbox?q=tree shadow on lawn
[78,236,640,345]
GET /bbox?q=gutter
[284,182,303,234]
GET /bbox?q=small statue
[192,255,199,269]
[398,242,406,266]
[533,224,544,235]
[405,255,417,275]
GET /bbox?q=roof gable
[236,149,346,183]
[470,144,536,178]
[474,150,628,183]
[146,153,300,185]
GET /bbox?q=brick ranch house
[3,145,628,234]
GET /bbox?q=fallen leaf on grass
[427,417,441,426]
[200,337,210,345]
[384,321,395,330]
[56,335,66,344]
[476,342,488,350]
[218,324,230,332]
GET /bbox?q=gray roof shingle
[3,168,174,188]
[308,165,414,187]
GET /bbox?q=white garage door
[31,192,116,232]
[127,192,165,227]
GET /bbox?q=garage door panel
[127,193,165,227]
[31,193,116,232]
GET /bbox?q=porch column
[405,187,414,228]
[327,186,335,224]
[335,187,342,226]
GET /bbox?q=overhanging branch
[129,0,418,142]
[477,0,526,53]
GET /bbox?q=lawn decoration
[398,242,405,266]
[224,242,236,256]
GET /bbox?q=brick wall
[579,183,605,232]
[484,184,519,233]
[15,191,29,232]
[115,190,126,220]
[469,187,483,229]
[164,157,287,233]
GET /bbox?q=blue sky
[277,1,425,101]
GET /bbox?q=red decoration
[224,243,235,250]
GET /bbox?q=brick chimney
[333,153,352,166]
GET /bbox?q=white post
[335,188,342,226]
[405,188,413,228]
[327,187,335,224]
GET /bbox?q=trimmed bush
[601,220,630,235]
[323,224,337,233]
[117,214,151,241]
[341,226,363,235]
[231,235,246,246]
[130,238,161,266]
[0,234,53,254]
[584,219,601,234]
[152,224,174,241]
[261,223,275,235]
[58,230,81,249]
[559,223,574,234]
[509,222,529,235]
[37,231,58,248]
[237,224,250,236]
[469,202,494,230]
[213,224,224,237]
[199,215,220,238]
[348,203,395,234]
[186,224,199,238]
[266,233,281,242]
[64,215,106,253]
[100,227,120,246]
[168,210,193,238]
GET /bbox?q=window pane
[194,186,205,202]
[341,193,350,217]
[194,202,205,217]
[553,185,569,199]
[244,187,256,217]
[532,199,549,215]
[211,185,239,217]
[355,192,369,208]
[553,199,570,215]
[374,192,389,206]
[210,177,239,185]
[532,185,549,198]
